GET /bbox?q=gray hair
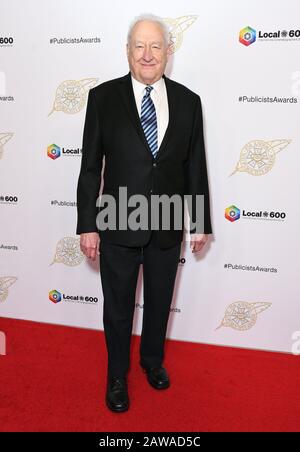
[127,13,171,46]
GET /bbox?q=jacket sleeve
[184,95,212,234]
[76,89,103,234]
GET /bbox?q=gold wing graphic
[230,139,291,177]
[50,237,84,266]
[0,276,17,302]
[0,133,13,159]
[163,15,198,53]
[48,78,99,116]
[216,301,271,331]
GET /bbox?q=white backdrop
[1,0,299,353]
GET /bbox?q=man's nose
[142,47,153,61]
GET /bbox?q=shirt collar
[131,73,165,97]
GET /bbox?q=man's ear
[166,43,173,57]
[126,43,129,57]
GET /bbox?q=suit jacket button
[153,162,157,167]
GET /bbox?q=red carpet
[0,316,299,432]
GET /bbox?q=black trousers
[99,231,181,378]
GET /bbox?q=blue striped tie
[140,85,158,158]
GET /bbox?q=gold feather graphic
[48,78,99,116]
[0,276,17,302]
[163,15,198,53]
[230,139,291,177]
[50,237,84,266]
[216,301,271,331]
[0,133,13,159]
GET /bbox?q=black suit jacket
[76,72,212,249]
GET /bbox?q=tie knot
[145,85,153,95]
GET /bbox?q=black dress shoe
[106,377,129,412]
[143,366,170,389]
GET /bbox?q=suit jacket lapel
[156,74,178,159]
[117,72,151,154]
[117,72,178,160]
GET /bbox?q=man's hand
[190,233,208,253]
[80,232,100,261]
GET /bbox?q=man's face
[127,20,171,85]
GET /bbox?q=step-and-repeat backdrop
[1,0,299,353]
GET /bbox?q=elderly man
[76,14,212,412]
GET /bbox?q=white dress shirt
[131,74,169,150]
